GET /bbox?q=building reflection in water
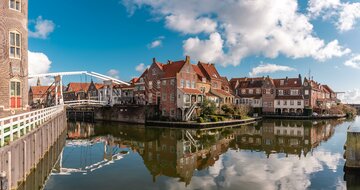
[59,119,343,187]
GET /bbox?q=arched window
[9,31,21,59]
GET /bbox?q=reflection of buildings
[67,122,95,139]
[233,120,340,157]
[140,128,234,186]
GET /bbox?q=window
[249,89,253,94]
[139,78,144,83]
[9,0,21,11]
[162,109,166,116]
[148,93,153,104]
[184,95,190,103]
[283,100,287,105]
[256,88,261,94]
[152,69,156,75]
[170,93,175,102]
[191,81,195,89]
[266,89,271,94]
[162,93,167,101]
[290,90,299,95]
[201,87,205,93]
[277,100,280,105]
[170,109,175,116]
[297,101,302,106]
[157,80,161,88]
[170,79,175,86]
[305,90,309,95]
[180,80,184,88]
[148,81,153,89]
[290,100,294,105]
[278,90,284,95]
[9,31,21,59]
[241,89,246,94]
[10,80,21,108]
[162,80,167,86]
[186,80,190,88]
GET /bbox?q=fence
[0,105,64,147]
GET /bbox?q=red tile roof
[162,60,186,78]
[322,85,334,93]
[67,83,91,93]
[30,86,61,98]
[179,88,203,94]
[192,65,205,80]
[273,77,302,88]
[198,62,221,80]
[211,89,233,97]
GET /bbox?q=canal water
[32,117,360,190]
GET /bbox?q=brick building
[0,0,29,115]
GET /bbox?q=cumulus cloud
[28,50,52,86]
[123,0,350,66]
[29,16,55,39]
[135,63,149,72]
[107,69,120,79]
[308,0,360,32]
[339,89,360,104]
[344,54,360,69]
[249,63,296,77]
[183,32,224,64]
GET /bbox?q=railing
[64,100,107,106]
[185,103,197,121]
[0,105,64,147]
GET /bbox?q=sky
[28,0,360,103]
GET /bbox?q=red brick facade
[0,0,29,114]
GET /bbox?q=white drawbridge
[28,71,130,106]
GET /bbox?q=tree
[200,99,217,116]
[221,104,234,115]
[234,104,251,117]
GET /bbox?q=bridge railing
[64,100,107,106]
[0,105,64,147]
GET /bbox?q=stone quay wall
[0,110,66,190]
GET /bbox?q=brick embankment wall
[0,110,67,190]
[346,131,360,169]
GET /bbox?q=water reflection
[44,119,352,190]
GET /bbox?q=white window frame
[9,0,21,12]
[9,31,21,59]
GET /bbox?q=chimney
[167,60,172,64]
[152,57,156,64]
[185,55,190,64]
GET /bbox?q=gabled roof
[322,85,335,94]
[162,60,186,78]
[30,86,61,98]
[198,62,221,80]
[273,77,302,88]
[192,64,205,80]
[230,77,265,89]
[66,83,91,93]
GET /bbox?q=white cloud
[148,40,162,49]
[28,50,52,86]
[344,54,360,69]
[135,63,149,72]
[29,16,55,39]
[308,0,360,32]
[183,32,224,64]
[165,14,217,34]
[339,88,360,104]
[107,69,120,79]
[249,63,296,77]
[123,0,350,66]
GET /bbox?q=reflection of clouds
[165,149,342,190]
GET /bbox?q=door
[10,81,21,108]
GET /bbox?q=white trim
[9,0,21,12]
[9,30,22,60]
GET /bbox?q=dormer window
[9,0,21,11]
[9,31,21,59]
[213,74,218,78]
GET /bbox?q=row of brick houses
[133,56,339,120]
[27,56,339,120]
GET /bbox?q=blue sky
[28,0,360,102]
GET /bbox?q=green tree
[200,99,217,116]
